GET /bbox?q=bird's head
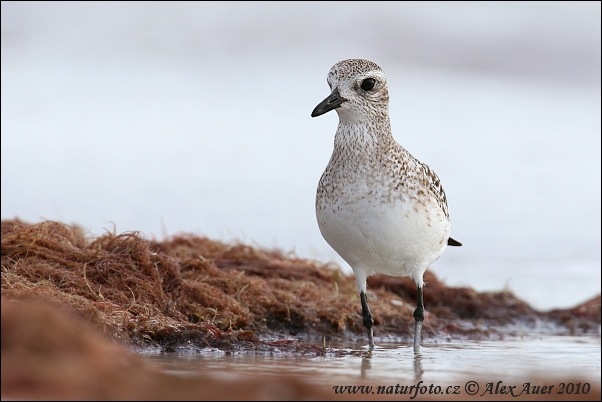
[311,59,389,123]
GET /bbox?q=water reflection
[360,354,371,379]
[358,347,424,382]
[414,354,424,381]
[144,335,600,385]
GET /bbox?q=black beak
[311,88,347,117]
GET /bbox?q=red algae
[1,218,599,348]
[0,299,331,400]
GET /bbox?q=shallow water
[143,335,601,390]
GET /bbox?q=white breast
[316,181,450,285]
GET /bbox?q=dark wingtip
[448,237,462,246]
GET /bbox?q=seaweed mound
[2,219,599,351]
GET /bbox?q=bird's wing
[419,162,449,219]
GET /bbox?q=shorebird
[311,59,461,352]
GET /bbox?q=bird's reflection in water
[414,353,424,381]
[360,351,372,379]
[358,347,424,382]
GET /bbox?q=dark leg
[413,286,424,353]
[360,291,375,350]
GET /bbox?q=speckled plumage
[312,59,461,352]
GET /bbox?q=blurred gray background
[2,2,600,309]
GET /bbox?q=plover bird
[311,59,461,352]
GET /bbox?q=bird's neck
[334,118,394,155]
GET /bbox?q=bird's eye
[361,78,376,91]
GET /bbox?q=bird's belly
[316,194,450,279]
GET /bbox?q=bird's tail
[447,237,462,246]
